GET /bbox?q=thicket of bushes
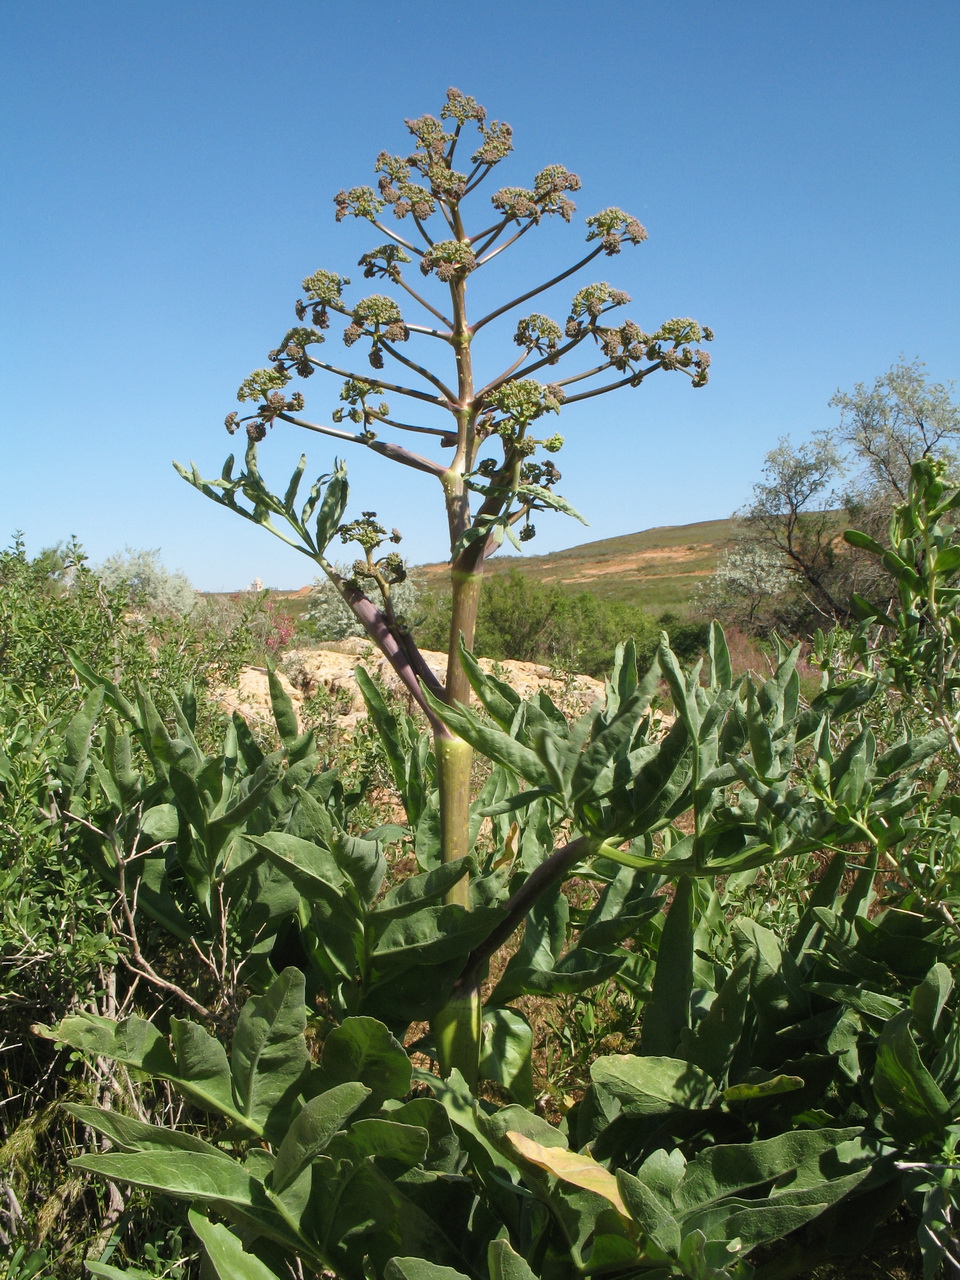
[300,566,708,678]
[4,462,960,1280]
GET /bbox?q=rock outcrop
[219,638,607,735]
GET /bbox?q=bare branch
[366,437,448,478]
[304,356,447,407]
[370,411,456,440]
[454,835,596,991]
[392,275,454,329]
[466,214,512,246]
[276,412,447,479]
[476,329,595,400]
[472,245,605,333]
[475,219,535,266]
[411,212,439,248]
[369,220,423,256]
[378,340,458,402]
[561,366,661,404]
[321,563,449,729]
[461,160,491,195]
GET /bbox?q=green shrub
[416,569,662,677]
[94,547,198,617]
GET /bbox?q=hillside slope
[418,517,738,614]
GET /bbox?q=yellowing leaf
[505,1130,629,1218]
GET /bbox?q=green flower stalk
[179,88,711,1083]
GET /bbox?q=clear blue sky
[3,1,957,590]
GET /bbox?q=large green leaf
[205,754,286,855]
[684,951,753,1083]
[66,1105,226,1158]
[591,1055,719,1115]
[70,1151,264,1207]
[231,968,310,1141]
[873,1010,951,1147]
[312,1158,464,1275]
[169,1019,235,1117]
[479,1007,534,1107]
[271,1082,371,1194]
[373,858,475,922]
[189,1211,285,1280]
[61,686,104,792]
[616,1169,681,1255]
[911,962,953,1036]
[44,1012,177,1078]
[492,948,623,1003]
[487,1240,540,1280]
[676,1127,865,1213]
[423,689,555,790]
[385,1259,470,1280]
[384,1097,461,1173]
[372,903,503,968]
[246,832,352,900]
[457,639,522,730]
[85,1264,157,1279]
[326,1117,430,1170]
[318,1017,411,1107]
[641,876,694,1056]
[267,662,300,748]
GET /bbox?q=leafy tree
[301,565,422,643]
[833,358,960,504]
[95,546,198,616]
[695,538,793,632]
[452,569,660,676]
[708,360,960,636]
[179,88,711,1078]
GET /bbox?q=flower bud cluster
[340,512,388,554]
[441,88,486,126]
[419,239,477,282]
[359,243,412,282]
[521,459,562,488]
[298,271,349,329]
[269,325,325,378]
[653,318,707,345]
[237,368,291,403]
[487,379,565,429]
[302,270,349,305]
[338,513,407,590]
[332,377,389,427]
[334,186,384,223]
[380,551,406,582]
[514,313,562,357]
[568,283,631,326]
[227,374,305,441]
[491,165,580,225]
[641,321,714,387]
[375,152,438,220]
[270,327,324,360]
[596,320,650,370]
[342,296,408,369]
[471,120,513,166]
[585,207,647,254]
[351,295,406,330]
[490,187,539,221]
[403,114,458,191]
[428,163,469,203]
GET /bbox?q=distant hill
[219,516,740,618]
[417,516,738,615]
